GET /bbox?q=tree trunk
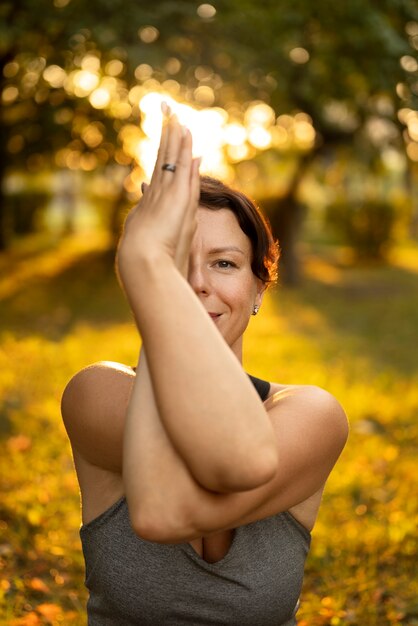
[268,194,305,286]
[261,152,314,286]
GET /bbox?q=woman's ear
[141,182,149,195]
[255,280,266,309]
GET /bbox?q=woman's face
[187,207,265,360]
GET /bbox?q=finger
[150,116,170,187]
[161,114,183,180]
[171,126,193,190]
[191,156,201,184]
[188,156,201,216]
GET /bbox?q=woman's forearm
[123,349,205,538]
[120,249,278,492]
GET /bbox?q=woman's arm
[118,114,278,494]
[126,362,348,543]
[62,359,347,543]
[123,348,216,540]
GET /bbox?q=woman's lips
[209,313,221,319]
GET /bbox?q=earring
[252,304,260,316]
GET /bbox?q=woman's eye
[216,260,236,269]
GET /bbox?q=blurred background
[0,1,417,624]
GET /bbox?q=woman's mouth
[208,313,222,321]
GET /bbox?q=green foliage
[0,234,417,624]
[326,200,398,259]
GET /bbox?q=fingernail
[180,124,189,137]
[161,101,168,115]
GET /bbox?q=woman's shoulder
[61,361,135,472]
[66,360,135,384]
[266,380,348,445]
[61,360,135,423]
[267,380,345,408]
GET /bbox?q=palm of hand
[117,110,201,282]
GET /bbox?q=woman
[61,108,348,625]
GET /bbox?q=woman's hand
[117,105,201,284]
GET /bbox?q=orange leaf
[36,603,62,619]
[27,577,50,593]
[10,613,41,626]
[7,434,32,452]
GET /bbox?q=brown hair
[199,176,279,286]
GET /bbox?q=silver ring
[162,163,176,172]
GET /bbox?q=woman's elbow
[128,502,190,544]
[204,443,278,493]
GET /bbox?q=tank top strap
[247,373,271,401]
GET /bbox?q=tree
[1,0,417,280]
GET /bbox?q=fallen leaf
[27,577,50,593]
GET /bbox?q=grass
[0,233,417,625]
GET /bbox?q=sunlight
[89,87,111,109]
[73,70,100,96]
[137,93,230,178]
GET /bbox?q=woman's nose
[187,261,210,295]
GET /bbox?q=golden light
[247,126,272,149]
[81,55,101,73]
[1,86,19,104]
[105,60,124,77]
[66,150,81,170]
[195,66,214,81]
[277,114,294,128]
[3,62,19,78]
[165,58,181,75]
[197,3,216,18]
[110,101,132,119]
[162,79,181,95]
[396,82,409,99]
[43,65,66,88]
[224,123,247,146]
[271,125,289,147]
[400,55,418,72]
[73,70,100,96]
[136,93,231,179]
[408,118,418,141]
[227,144,250,162]
[135,64,153,80]
[128,90,321,190]
[80,153,98,171]
[406,142,418,161]
[89,87,111,109]
[81,124,104,148]
[138,26,159,43]
[245,102,275,128]
[193,85,215,106]
[142,78,161,92]
[129,85,146,106]
[398,107,414,124]
[294,121,316,147]
[406,21,418,36]
[289,47,310,64]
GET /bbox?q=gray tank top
[80,375,311,625]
